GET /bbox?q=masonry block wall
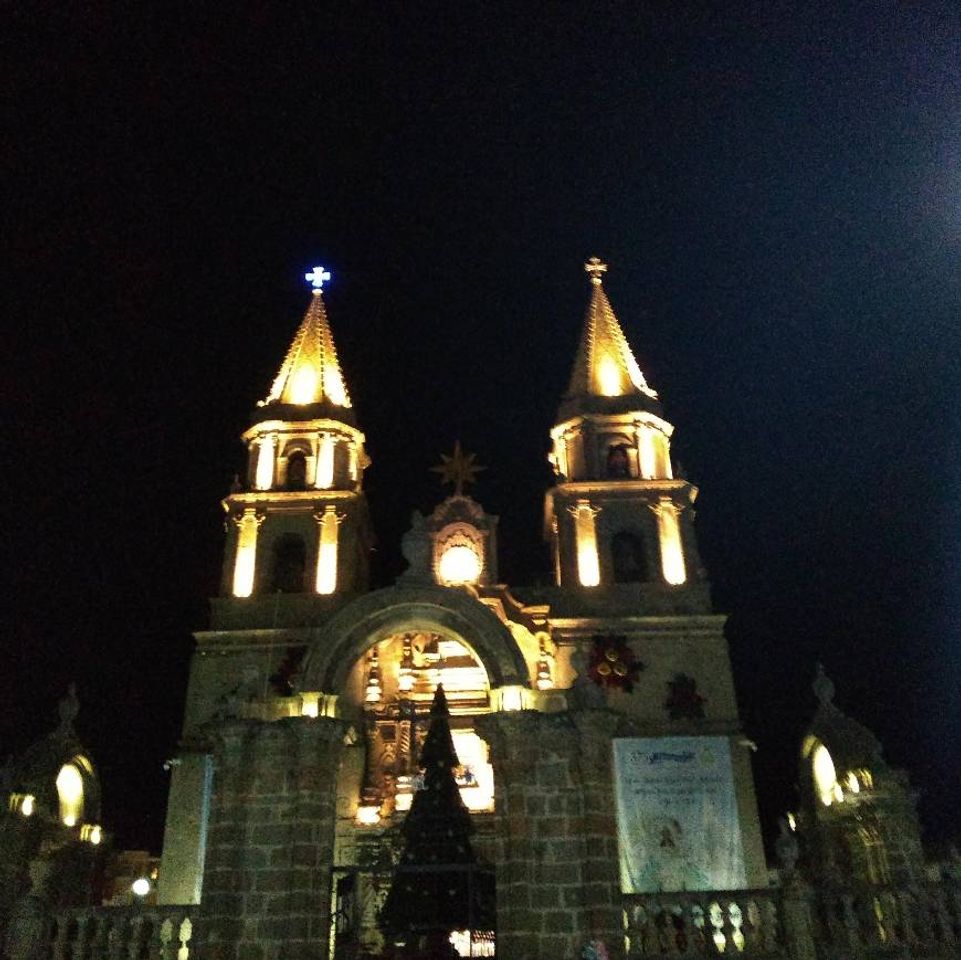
[478,709,624,960]
[199,716,347,960]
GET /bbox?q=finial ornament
[304,265,332,293]
[584,256,608,286]
[813,663,835,707]
[57,682,80,736]
[430,440,486,496]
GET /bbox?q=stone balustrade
[44,905,197,960]
[622,889,786,956]
[623,882,961,958]
[811,882,961,955]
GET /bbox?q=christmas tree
[379,685,494,957]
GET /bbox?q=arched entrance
[299,586,522,957]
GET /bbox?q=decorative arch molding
[301,584,530,693]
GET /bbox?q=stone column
[199,715,348,960]
[481,710,623,960]
[570,710,623,958]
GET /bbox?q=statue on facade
[567,647,607,710]
[775,817,799,882]
[398,512,432,584]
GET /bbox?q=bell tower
[157,267,372,906]
[544,258,706,609]
[221,265,371,600]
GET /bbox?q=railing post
[780,880,817,960]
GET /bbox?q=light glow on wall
[656,500,687,585]
[597,356,623,396]
[255,434,275,490]
[324,367,348,407]
[315,506,340,595]
[554,435,569,478]
[316,434,335,489]
[655,433,673,479]
[289,362,318,405]
[637,426,656,479]
[56,763,84,827]
[232,509,261,597]
[573,500,601,586]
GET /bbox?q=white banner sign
[613,736,747,893]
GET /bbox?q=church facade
[2,260,957,960]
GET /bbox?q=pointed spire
[563,257,657,408]
[261,267,352,410]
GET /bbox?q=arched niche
[300,585,530,697]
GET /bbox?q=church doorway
[348,630,494,819]
[332,629,496,958]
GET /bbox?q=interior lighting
[438,543,482,585]
[300,692,320,718]
[315,506,340,595]
[131,878,151,898]
[846,771,861,795]
[812,743,839,807]
[656,500,687,585]
[19,795,35,817]
[56,763,84,827]
[494,686,526,712]
[355,805,381,826]
[80,824,102,845]
[572,501,600,587]
[232,509,261,598]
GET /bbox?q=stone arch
[300,584,529,695]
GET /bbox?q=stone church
[1,260,957,960]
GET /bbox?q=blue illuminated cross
[305,265,332,291]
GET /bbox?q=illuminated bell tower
[222,266,371,600]
[544,258,706,610]
[159,266,372,907]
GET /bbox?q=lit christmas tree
[380,685,494,957]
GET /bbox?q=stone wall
[477,709,622,960]
[198,715,347,960]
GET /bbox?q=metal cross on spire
[304,265,332,292]
[584,256,608,285]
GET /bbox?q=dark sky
[5,3,961,854]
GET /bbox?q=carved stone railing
[624,883,961,958]
[45,905,197,960]
[622,889,788,956]
[811,882,961,956]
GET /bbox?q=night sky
[5,4,961,855]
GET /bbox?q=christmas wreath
[588,634,644,693]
